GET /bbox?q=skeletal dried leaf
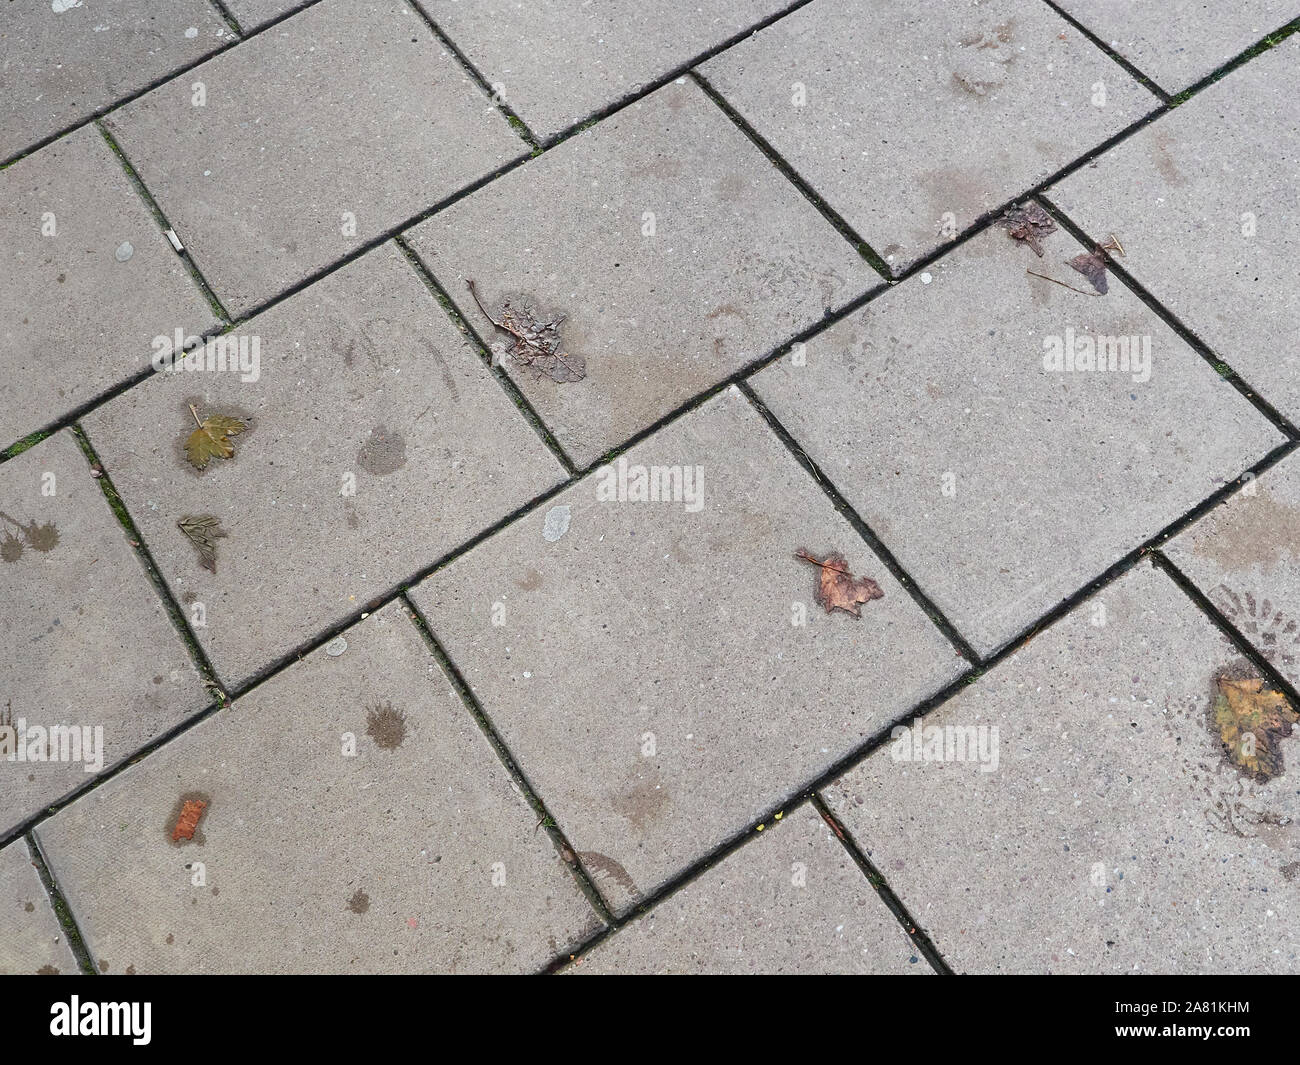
[178,514,228,573]
[1212,674,1298,782]
[998,201,1057,257]
[467,278,586,383]
[796,549,884,618]
[184,405,246,470]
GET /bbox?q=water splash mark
[577,851,641,907]
[0,511,59,563]
[365,702,407,751]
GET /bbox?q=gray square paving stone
[81,242,566,690]
[571,806,927,974]
[1048,35,1300,426]
[0,124,220,451]
[34,601,603,974]
[750,223,1285,657]
[0,430,211,839]
[408,77,878,469]
[1052,0,1300,93]
[222,0,314,32]
[102,0,526,317]
[426,0,798,140]
[824,562,1300,973]
[411,386,967,915]
[0,839,80,975]
[699,0,1161,274]
[1165,452,1300,688]
[0,0,231,161]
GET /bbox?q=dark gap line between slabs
[391,236,578,475]
[1167,14,1300,105]
[1038,195,1300,441]
[203,0,245,37]
[25,833,97,975]
[400,594,616,928]
[810,792,952,974]
[1038,0,1172,101]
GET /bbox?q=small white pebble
[920,272,932,284]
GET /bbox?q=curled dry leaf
[795,549,884,618]
[184,404,247,470]
[1212,674,1298,782]
[467,278,586,383]
[177,514,228,573]
[997,201,1057,257]
[1066,234,1125,295]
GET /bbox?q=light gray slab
[35,601,602,973]
[751,223,1285,656]
[0,431,210,837]
[0,124,219,450]
[102,0,525,316]
[1165,452,1300,687]
[427,0,794,139]
[0,0,231,160]
[408,78,878,468]
[0,839,79,975]
[572,807,927,974]
[1048,36,1300,424]
[411,386,967,915]
[700,0,1161,274]
[825,562,1300,973]
[1053,0,1299,92]
[81,243,566,689]
[222,0,309,31]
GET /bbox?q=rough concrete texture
[411,387,967,915]
[0,125,219,450]
[0,431,210,838]
[825,562,1300,973]
[1053,0,1298,92]
[429,0,796,140]
[572,806,928,974]
[222,0,310,31]
[102,0,526,315]
[700,0,1161,274]
[1165,453,1300,688]
[751,224,1285,656]
[1048,36,1300,425]
[409,78,878,468]
[81,243,566,689]
[0,0,229,160]
[35,601,603,973]
[0,839,79,975]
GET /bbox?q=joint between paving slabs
[398,594,618,929]
[1167,14,1300,106]
[203,0,245,37]
[94,121,232,326]
[1037,0,1172,101]
[390,235,578,474]
[23,833,97,975]
[1037,195,1300,441]
[689,70,895,281]
[69,423,228,705]
[808,793,952,974]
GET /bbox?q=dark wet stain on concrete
[346,889,370,914]
[356,424,407,476]
[514,569,543,591]
[578,851,642,905]
[365,702,407,751]
[36,965,59,975]
[23,901,34,912]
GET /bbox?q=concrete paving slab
[81,243,566,689]
[0,124,220,450]
[102,0,525,316]
[1048,36,1300,425]
[824,562,1300,973]
[408,78,877,469]
[571,806,926,973]
[750,224,1285,656]
[0,839,79,975]
[429,0,795,140]
[699,0,1161,275]
[35,601,603,973]
[410,386,966,915]
[223,0,311,31]
[1165,453,1300,687]
[0,0,230,161]
[0,431,210,838]
[1053,0,1298,93]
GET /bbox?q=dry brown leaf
[467,278,586,383]
[177,514,227,573]
[997,201,1057,257]
[1066,234,1124,295]
[1212,674,1298,782]
[796,549,884,618]
[184,405,246,470]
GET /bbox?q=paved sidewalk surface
[1,0,1298,975]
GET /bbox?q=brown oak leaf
[796,549,884,618]
[467,278,586,383]
[997,201,1057,257]
[1212,674,1299,782]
